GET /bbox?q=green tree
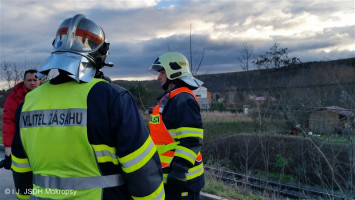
[129,84,158,111]
[254,42,301,69]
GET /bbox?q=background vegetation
[1,44,355,198]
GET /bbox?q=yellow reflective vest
[18,79,119,199]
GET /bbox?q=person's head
[149,52,203,90]
[37,14,113,82]
[24,69,40,91]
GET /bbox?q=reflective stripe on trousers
[33,174,125,190]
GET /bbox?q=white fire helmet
[37,14,112,82]
[149,52,203,89]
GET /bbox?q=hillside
[198,57,355,93]
[112,57,355,110]
[1,57,354,110]
[114,57,355,93]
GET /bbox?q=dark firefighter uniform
[11,76,164,199]
[149,86,204,199]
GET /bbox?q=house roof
[311,106,354,117]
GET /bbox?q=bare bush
[0,62,24,90]
[203,134,355,198]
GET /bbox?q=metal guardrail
[200,192,227,200]
[205,166,352,200]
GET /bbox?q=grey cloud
[1,0,354,81]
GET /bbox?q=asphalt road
[0,150,16,200]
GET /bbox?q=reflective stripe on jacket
[149,87,204,181]
[12,78,164,200]
[18,79,123,199]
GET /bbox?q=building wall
[193,87,208,98]
[309,110,340,134]
[193,86,210,109]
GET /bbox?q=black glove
[167,167,187,187]
[1,155,12,170]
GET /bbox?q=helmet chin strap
[162,79,172,90]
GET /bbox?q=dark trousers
[164,184,201,200]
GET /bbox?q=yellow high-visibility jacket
[12,77,164,200]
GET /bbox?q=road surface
[0,150,16,200]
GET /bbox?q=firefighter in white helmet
[11,14,164,199]
[149,52,205,200]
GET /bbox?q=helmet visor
[148,64,163,76]
[53,17,105,53]
[149,64,163,72]
[53,27,104,52]
[148,56,164,73]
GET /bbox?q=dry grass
[201,111,252,122]
[203,168,269,200]
[140,109,252,124]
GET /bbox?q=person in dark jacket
[11,14,164,199]
[148,52,205,200]
[0,69,40,170]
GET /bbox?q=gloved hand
[167,167,187,187]
[0,155,12,170]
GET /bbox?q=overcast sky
[0,0,354,81]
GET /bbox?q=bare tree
[13,65,22,84]
[257,135,271,179]
[1,62,13,90]
[1,62,24,90]
[238,42,254,71]
[189,24,205,76]
[238,134,258,185]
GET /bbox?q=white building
[192,86,210,110]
